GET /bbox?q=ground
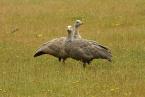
[0,0,145,97]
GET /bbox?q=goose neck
[73,25,80,36]
[67,31,74,41]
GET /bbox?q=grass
[0,0,145,97]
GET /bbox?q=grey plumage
[73,20,83,39]
[33,20,83,62]
[65,26,112,67]
[34,37,68,62]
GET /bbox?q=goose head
[74,20,83,28]
[67,25,73,33]
[66,25,74,41]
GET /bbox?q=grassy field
[0,0,145,97]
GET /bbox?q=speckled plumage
[65,26,112,67]
[33,20,83,62]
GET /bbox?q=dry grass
[0,0,145,97]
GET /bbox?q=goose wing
[67,39,112,61]
[34,37,67,57]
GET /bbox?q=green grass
[0,0,145,97]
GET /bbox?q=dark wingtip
[108,54,112,62]
[33,51,45,57]
[108,59,112,62]
[33,53,38,57]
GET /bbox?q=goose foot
[62,59,66,64]
[83,63,86,68]
[58,58,61,62]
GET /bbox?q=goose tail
[34,51,45,57]
[33,48,46,57]
[96,45,112,62]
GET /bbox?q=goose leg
[83,63,86,68]
[87,61,91,65]
[62,58,66,64]
[58,57,61,62]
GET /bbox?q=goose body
[65,26,112,67]
[34,37,68,62]
[34,20,83,62]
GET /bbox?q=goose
[73,20,83,39]
[65,26,112,67]
[33,20,83,62]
